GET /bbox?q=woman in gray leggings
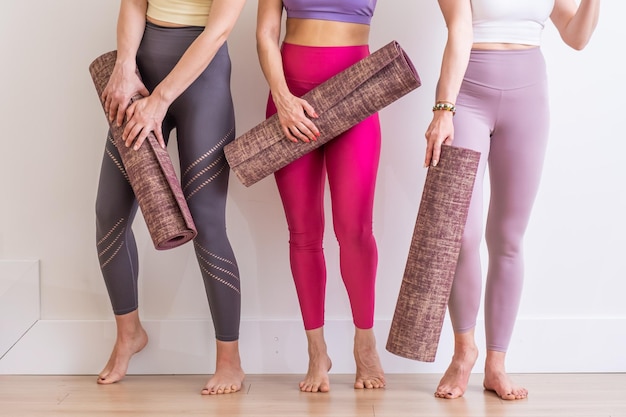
[424,0,599,401]
[95,0,245,395]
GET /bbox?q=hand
[101,64,149,127]
[275,93,320,143]
[424,111,454,167]
[122,95,167,150]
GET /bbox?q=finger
[290,125,313,143]
[294,122,317,142]
[301,100,319,119]
[115,105,126,127]
[282,126,298,143]
[103,95,112,119]
[138,86,149,97]
[107,103,117,124]
[133,131,147,150]
[289,126,309,143]
[301,119,320,139]
[431,142,442,167]
[424,138,433,168]
[123,124,140,147]
[125,104,136,123]
[155,130,166,149]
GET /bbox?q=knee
[288,228,324,252]
[486,230,524,258]
[95,199,126,236]
[334,222,373,249]
[459,222,483,254]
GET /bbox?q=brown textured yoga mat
[89,51,197,250]
[386,145,481,362]
[224,40,421,187]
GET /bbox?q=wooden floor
[1,373,625,417]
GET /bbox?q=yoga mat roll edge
[386,145,481,362]
[89,51,197,250]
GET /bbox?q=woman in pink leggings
[257,0,385,393]
[424,0,599,400]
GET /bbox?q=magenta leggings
[450,48,550,351]
[266,43,381,330]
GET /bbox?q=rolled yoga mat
[386,145,481,362]
[89,51,197,250]
[224,40,421,187]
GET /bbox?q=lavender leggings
[266,43,381,330]
[450,48,549,352]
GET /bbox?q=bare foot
[483,350,528,400]
[98,311,148,384]
[353,328,385,389]
[435,331,478,399]
[299,328,332,393]
[202,340,245,395]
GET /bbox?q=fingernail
[433,160,438,167]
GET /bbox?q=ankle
[115,326,145,342]
[216,341,241,364]
[305,329,328,357]
[485,350,507,374]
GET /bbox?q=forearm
[256,0,291,103]
[434,0,473,105]
[115,0,147,71]
[257,36,292,103]
[152,0,246,107]
[435,27,473,104]
[552,0,600,50]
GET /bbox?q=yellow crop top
[147,0,213,27]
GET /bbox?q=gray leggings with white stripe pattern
[95,22,240,341]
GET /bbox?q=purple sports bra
[283,0,377,25]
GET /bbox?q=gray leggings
[450,48,549,352]
[95,22,240,341]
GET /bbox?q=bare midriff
[472,42,537,50]
[284,18,370,47]
[147,16,191,28]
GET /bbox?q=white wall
[1,1,624,375]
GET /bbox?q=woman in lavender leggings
[95,0,245,395]
[257,0,385,392]
[424,0,599,401]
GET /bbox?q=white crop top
[471,0,555,46]
[147,0,213,27]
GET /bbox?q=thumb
[138,85,149,97]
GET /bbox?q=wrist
[432,102,456,115]
[151,86,174,108]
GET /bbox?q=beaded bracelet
[432,102,456,115]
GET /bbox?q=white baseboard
[0,317,624,375]
[0,260,40,359]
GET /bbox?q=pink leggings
[451,48,550,351]
[266,43,381,330]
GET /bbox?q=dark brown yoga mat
[224,40,421,187]
[89,51,197,250]
[386,145,481,362]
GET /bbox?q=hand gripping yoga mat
[224,40,421,187]
[386,145,481,362]
[89,51,197,250]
